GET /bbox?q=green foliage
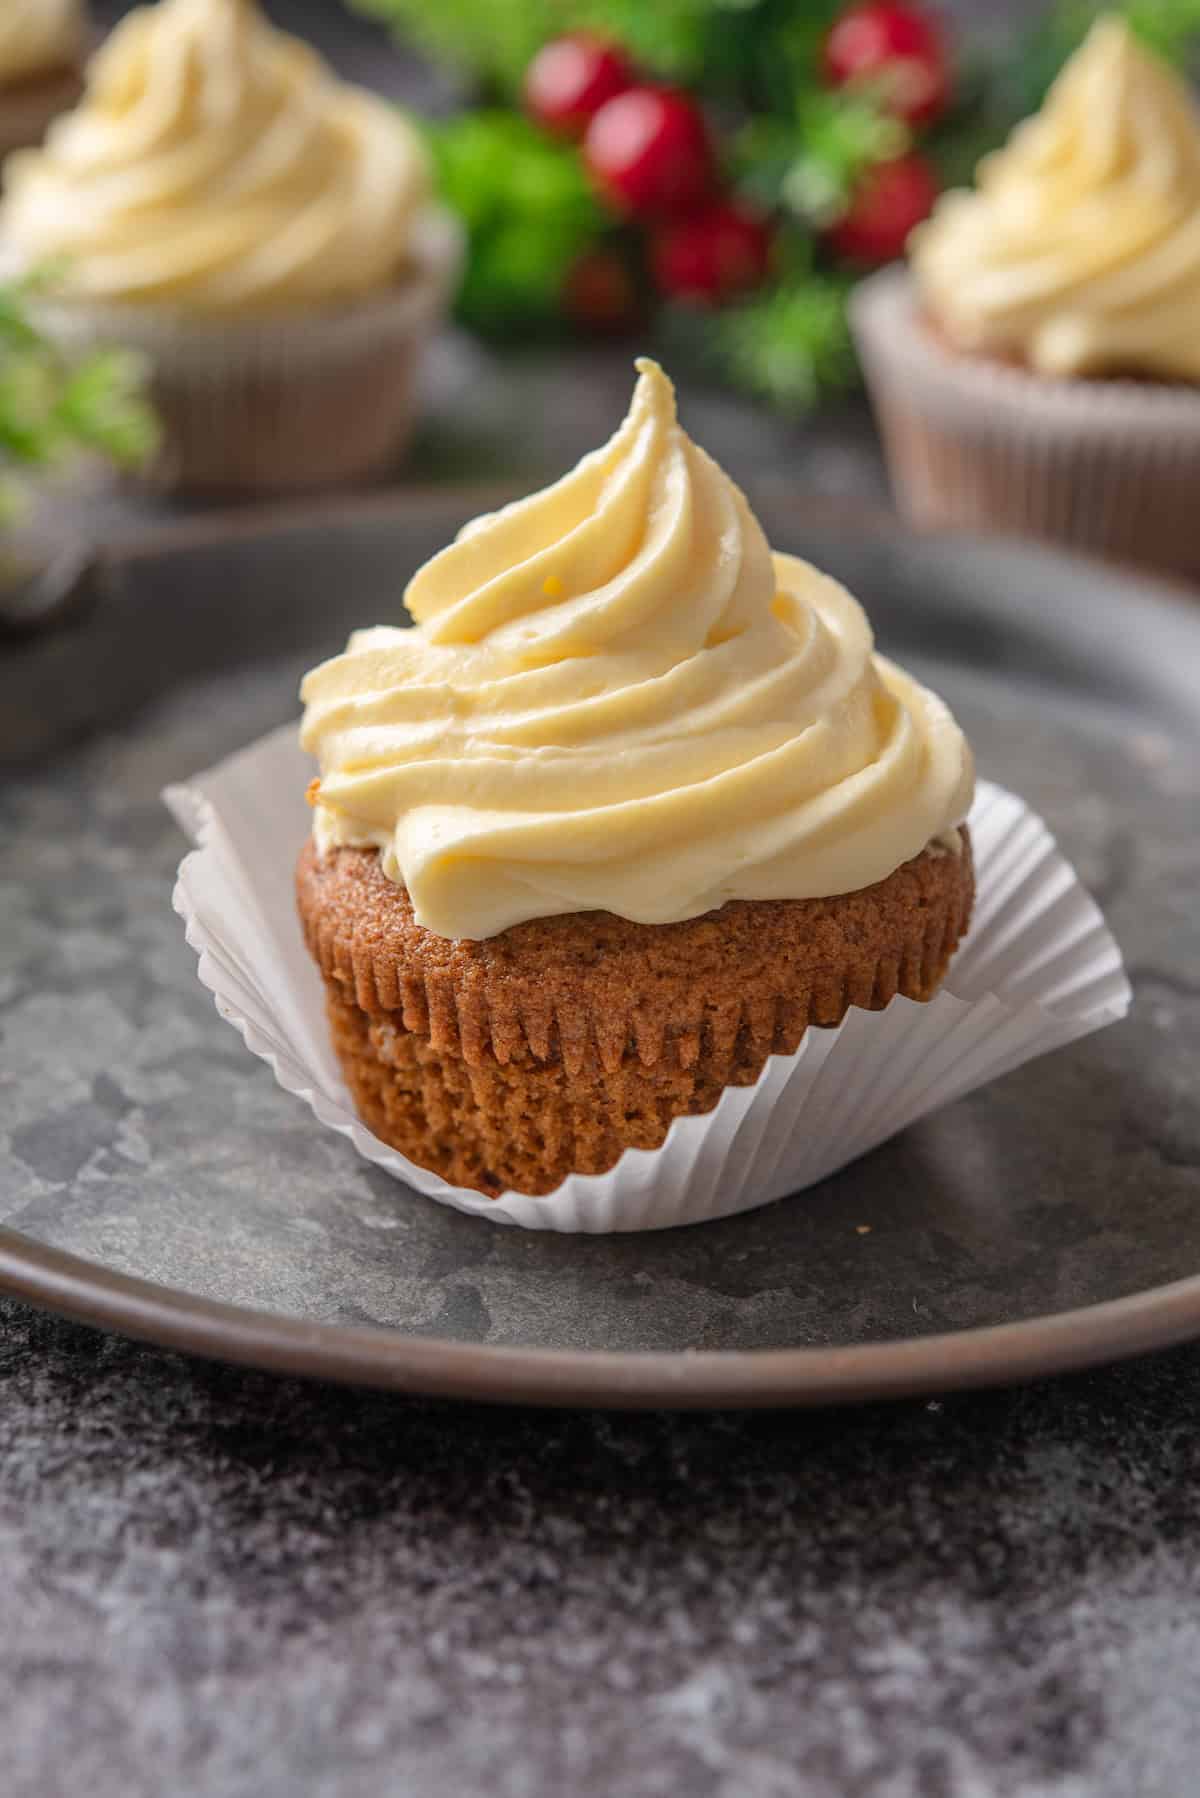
[354,0,840,98]
[0,277,157,509]
[430,112,603,331]
[567,0,738,88]
[54,350,160,467]
[738,90,907,225]
[704,259,855,410]
[353,0,553,94]
[1124,0,1200,53]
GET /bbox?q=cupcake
[852,17,1200,580]
[0,2,86,160]
[296,359,975,1198]
[0,0,460,493]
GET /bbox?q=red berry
[651,201,773,305]
[825,153,939,265]
[583,86,715,219]
[563,246,643,333]
[823,3,950,127]
[523,33,635,139]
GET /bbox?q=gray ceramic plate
[2,492,1198,1407]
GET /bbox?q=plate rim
[3,1225,1200,1408]
[6,494,1200,1407]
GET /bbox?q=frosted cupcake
[0,2,86,160]
[852,18,1200,580]
[0,0,459,492]
[296,360,975,1198]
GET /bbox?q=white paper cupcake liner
[851,267,1200,581]
[165,724,1130,1234]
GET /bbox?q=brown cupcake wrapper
[12,208,462,494]
[851,268,1200,582]
[296,838,974,1077]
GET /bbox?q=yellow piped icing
[301,359,974,941]
[912,17,1200,380]
[0,0,433,317]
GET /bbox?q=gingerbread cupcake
[0,2,86,160]
[853,17,1200,579]
[0,0,459,492]
[296,360,975,1198]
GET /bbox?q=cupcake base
[296,834,974,1197]
[852,268,1200,583]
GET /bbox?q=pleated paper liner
[851,268,1200,584]
[18,208,462,494]
[165,725,1130,1235]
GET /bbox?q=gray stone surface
[4,1310,1200,1798]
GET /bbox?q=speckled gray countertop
[5,1308,1200,1798]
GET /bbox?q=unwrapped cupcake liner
[852,268,1200,583]
[18,207,462,494]
[165,724,1130,1235]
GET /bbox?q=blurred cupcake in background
[0,2,87,159]
[0,0,460,493]
[852,17,1200,581]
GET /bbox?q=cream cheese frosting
[911,17,1200,381]
[0,0,433,316]
[0,1,84,87]
[301,359,974,941]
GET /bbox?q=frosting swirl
[0,0,433,316]
[301,360,974,941]
[912,18,1200,381]
[0,1,84,87]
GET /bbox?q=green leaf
[429,113,602,333]
[0,273,158,513]
[734,86,907,225]
[54,349,160,466]
[1122,0,1200,55]
[672,249,857,413]
[351,0,556,95]
[783,90,908,225]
